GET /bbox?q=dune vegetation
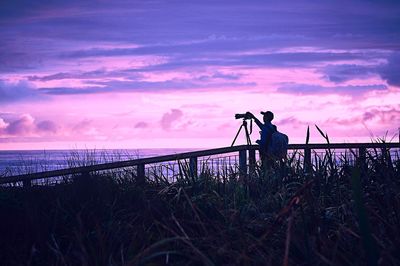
[0,144,399,265]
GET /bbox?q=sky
[0,0,399,150]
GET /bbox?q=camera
[235,113,252,120]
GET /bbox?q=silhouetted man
[246,111,277,168]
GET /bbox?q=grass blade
[315,124,326,139]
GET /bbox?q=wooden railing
[1,142,399,187]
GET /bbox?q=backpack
[268,130,289,159]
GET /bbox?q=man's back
[259,122,275,152]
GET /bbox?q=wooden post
[136,164,145,185]
[358,147,367,170]
[304,147,311,173]
[189,156,198,178]
[80,170,90,178]
[239,150,247,181]
[248,149,256,175]
[382,145,393,169]
[23,179,31,188]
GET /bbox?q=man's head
[261,111,274,123]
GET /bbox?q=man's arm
[246,112,263,129]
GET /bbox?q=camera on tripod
[232,112,253,146]
[235,113,252,120]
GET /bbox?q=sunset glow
[1,0,399,149]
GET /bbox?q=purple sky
[1,0,399,149]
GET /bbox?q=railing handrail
[0,145,254,184]
[1,142,399,184]
[289,142,400,149]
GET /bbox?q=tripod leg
[231,124,244,147]
[244,124,252,145]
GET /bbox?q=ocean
[0,148,195,176]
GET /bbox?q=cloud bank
[1,0,399,148]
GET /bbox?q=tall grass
[0,145,399,265]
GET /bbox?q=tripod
[231,119,252,146]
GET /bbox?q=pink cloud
[134,121,149,128]
[72,119,92,133]
[160,109,183,130]
[0,118,8,129]
[3,114,35,135]
[278,117,308,128]
[36,120,58,133]
[0,114,59,137]
[324,107,400,127]
[362,108,400,124]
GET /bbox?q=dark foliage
[0,148,399,265]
